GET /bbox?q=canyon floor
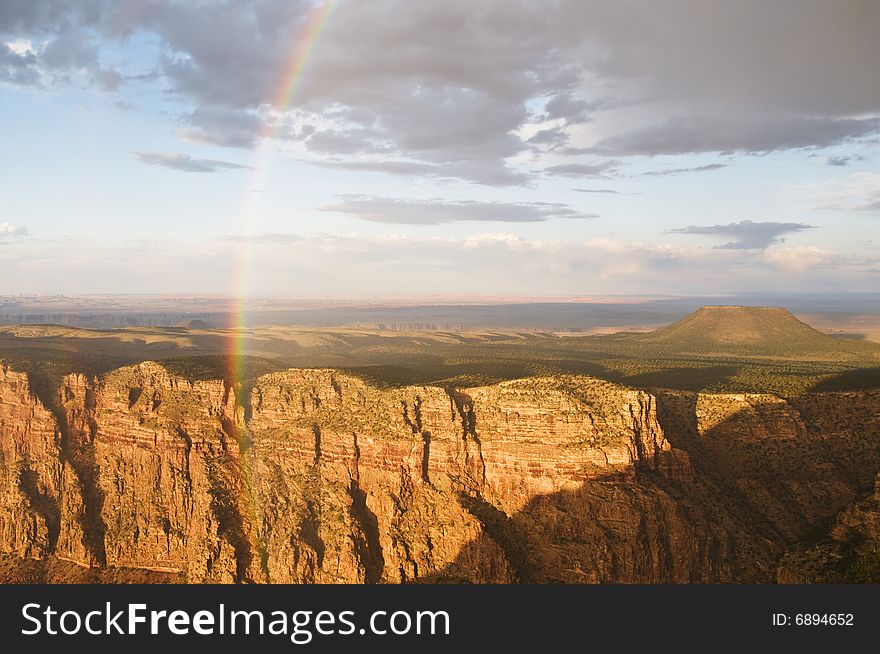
[1,306,880,583]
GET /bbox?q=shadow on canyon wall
[420,386,880,584]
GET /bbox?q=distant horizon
[3,290,880,339]
[4,290,880,302]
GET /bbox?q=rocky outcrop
[245,372,676,583]
[1,361,879,583]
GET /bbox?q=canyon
[2,358,879,583]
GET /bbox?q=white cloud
[6,39,33,56]
[1,231,875,294]
[763,246,836,273]
[0,223,27,240]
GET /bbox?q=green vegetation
[2,307,879,396]
[624,305,879,359]
[160,355,285,383]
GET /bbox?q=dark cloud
[305,129,390,155]
[641,163,727,177]
[133,151,249,173]
[826,155,864,167]
[0,43,40,85]
[39,27,97,71]
[3,0,880,181]
[568,1,880,117]
[313,159,436,177]
[526,127,568,147]
[0,1,87,35]
[593,116,880,156]
[179,106,269,148]
[0,2,123,89]
[134,0,549,183]
[320,196,596,225]
[0,2,599,183]
[542,93,595,124]
[669,220,815,249]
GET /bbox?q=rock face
[777,472,880,583]
[0,365,64,561]
[1,361,879,583]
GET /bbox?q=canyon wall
[1,361,879,583]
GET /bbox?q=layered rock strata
[2,362,879,583]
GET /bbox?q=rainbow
[228,0,336,386]
[220,1,336,581]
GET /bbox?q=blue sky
[1,0,878,296]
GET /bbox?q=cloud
[542,93,594,124]
[584,1,880,117]
[300,83,534,184]
[641,163,726,177]
[305,128,388,155]
[4,1,880,183]
[132,0,549,183]
[0,41,39,85]
[178,106,270,148]
[311,158,530,186]
[3,229,875,295]
[573,188,618,194]
[826,155,861,167]
[526,126,569,147]
[132,151,250,173]
[0,223,27,241]
[39,27,98,72]
[592,116,880,156]
[320,196,597,225]
[0,4,136,90]
[544,161,618,178]
[669,220,815,250]
[763,246,836,273]
[312,159,438,177]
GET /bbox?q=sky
[0,0,879,297]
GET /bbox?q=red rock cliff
[2,362,879,583]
